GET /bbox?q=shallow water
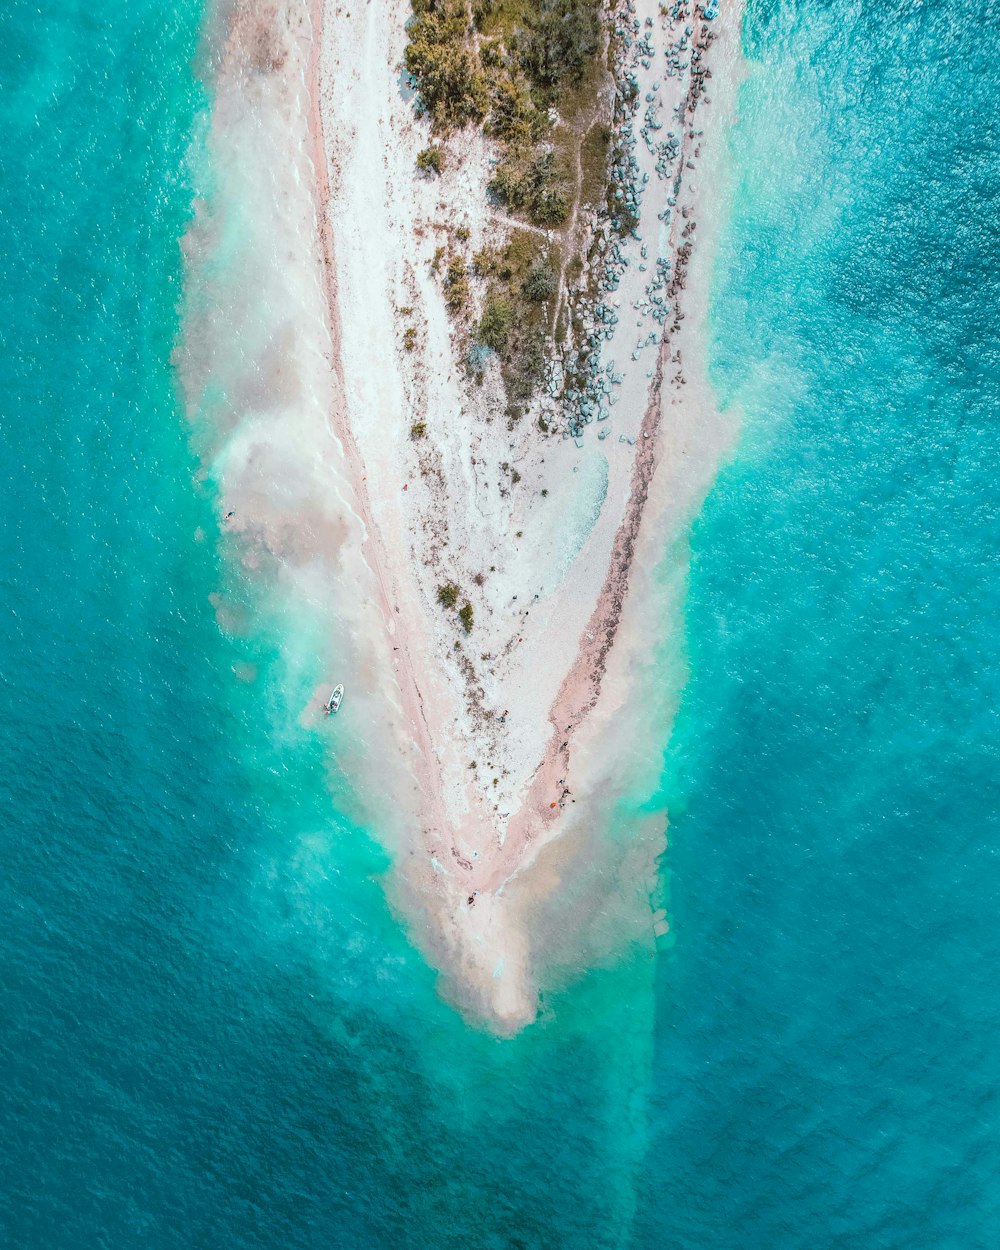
[3,0,1000,1246]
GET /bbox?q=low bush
[405,0,488,130]
[472,246,502,278]
[416,146,443,175]
[437,583,459,608]
[445,255,469,311]
[477,295,515,354]
[486,75,538,147]
[523,259,556,302]
[489,149,570,227]
[517,0,602,94]
[459,602,474,633]
[531,186,568,227]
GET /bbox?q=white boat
[325,684,344,715]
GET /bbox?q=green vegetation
[416,145,443,175]
[523,259,556,302]
[434,582,474,634]
[437,583,459,608]
[403,325,418,351]
[405,2,487,130]
[405,0,610,415]
[516,0,602,92]
[472,245,504,278]
[405,1,605,224]
[476,294,515,352]
[579,121,612,208]
[471,0,603,100]
[445,255,470,311]
[471,231,550,410]
[405,0,602,135]
[410,420,427,438]
[488,148,569,226]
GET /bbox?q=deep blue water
[2,0,999,1247]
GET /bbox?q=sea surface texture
[2,1,999,1248]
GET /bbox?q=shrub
[488,160,530,213]
[523,260,556,302]
[486,76,538,147]
[410,421,427,438]
[517,0,602,93]
[506,329,546,407]
[490,149,569,227]
[531,187,569,227]
[403,326,418,351]
[445,255,469,310]
[472,246,498,277]
[476,295,514,353]
[459,602,474,633]
[447,285,469,311]
[416,146,443,176]
[473,244,514,281]
[437,583,459,608]
[405,0,488,131]
[478,36,502,68]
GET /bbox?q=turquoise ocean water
[3,1,999,1246]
